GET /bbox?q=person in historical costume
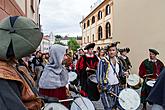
[77,48,84,59]
[96,42,128,110]
[76,43,99,99]
[147,68,165,110]
[139,49,164,110]
[39,44,69,107]
[118,48,132,72]
[98,48,106,60]
[31,50,44,86]
[0,16,43,110]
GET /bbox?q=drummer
[97,42,128,110]
[118,47,132,72]
[139,49,164,110]
[76,43,99,96]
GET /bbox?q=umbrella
[0,16,43,60]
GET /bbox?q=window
[87,36,89,42]
[105,5,110,15]
[98,11,102,20]
[92,34,94,42]
[31,0,35,13]
[92,16,95,24]
[106,22,111,38]
[87,20,90,27]
[84,23,86,29]
[98,26,102,40]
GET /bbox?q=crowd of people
[0,16,165,110]
[4,41,165,110]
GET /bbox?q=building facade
[81,0,165,73]
[0,0,40,27]
[40,35,50,53]
[80,0,113,49]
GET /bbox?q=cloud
[39,0,96,36]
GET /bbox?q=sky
[39,0,100,37]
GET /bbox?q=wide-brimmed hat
[0,16,43,60]
[149,49,159,55]
[119,48,130,53]
[84,43,95,50]
[107,41,120,50]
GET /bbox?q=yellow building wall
[81,0,113,50]
[113,0,165,73]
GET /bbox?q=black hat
[119,48,130,53]
[109,41,120,48]
[149,49,159,55]
[107,41,120,50]
[84,43,95,50]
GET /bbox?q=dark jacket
[0,79,27,110]
[147,68,165,108]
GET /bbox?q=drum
[43,103,68,110]
[118,88,140,110]
[70,96,95,110]
[68,71,78,85]
[87,74,100,101]
[127,74,143,89]
[146,80,156,87]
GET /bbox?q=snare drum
[43,103,68,110]
[68,71,78,85]
[87,74,100,101]
[127,74,142,89]
[118,88,140,110]
[70,96,95,110]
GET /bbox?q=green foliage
[67,38,80,52]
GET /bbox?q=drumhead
[68,72,77,82]
[43,103,68,110]
[127,74,140,86]
[146,80,156,87]
[88,74,97,83]
[70,97,95,110]
[118,88,140,110]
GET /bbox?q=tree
[67,38,80,52]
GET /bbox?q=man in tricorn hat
[76,43,99,100]
[139,48,164,110]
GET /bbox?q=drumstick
[108,91,125,102]
[58,98,74,102]
[144,74,153,77]
[125,75,128,89]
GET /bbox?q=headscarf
[47,44,67,74]
[39,44,68,89]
